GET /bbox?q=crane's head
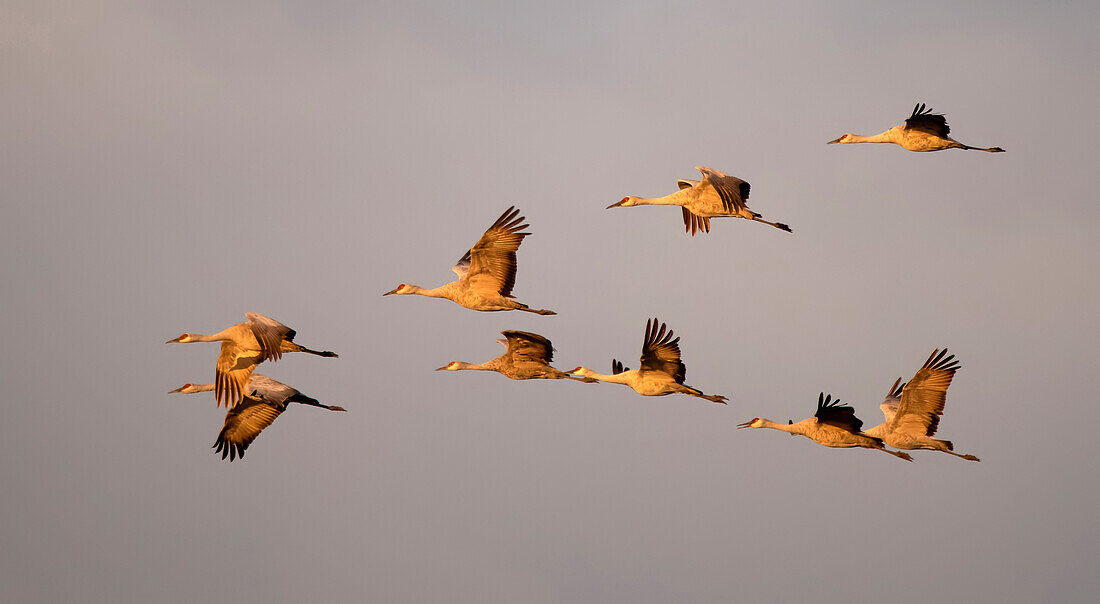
[827,134,854,144]
[607,196,638,209]
[169,383,197,394]
[736,418,765,429]
[436,361,463,371]
[567,366,593,377]
[383,283,415,296]
[166,333,193,343]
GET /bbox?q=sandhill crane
[166,312,337,408]
[170,374,346,462]
[827,103,1005,152]
[607,166,791,235]
[864,348,980,461]
[568,318,727,404]
[437,330,597,383]
[383,206,555,314]
[738,393,913,461]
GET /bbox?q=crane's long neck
[582,370,635,385]
[631,190,690,206]
[408,284,451,298]
[758,418,801,435]
[187,328,236,343]
[847,130,896,144]
[453,361,494,371]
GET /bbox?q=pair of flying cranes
[168,104,997,461]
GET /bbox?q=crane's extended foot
[775,223,792,233]
[986,147,1005,152]
[567,375,599,384]
[299,345,339,358]
[891,450,914,462]
[706,394,728,404]
[948,451,980,461]
[521,308,556,315]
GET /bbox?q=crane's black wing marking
[905,103,950,138]
[815,392,864,433]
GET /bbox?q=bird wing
[463,206,530,298]
[245,312,294,361]
[879,377,904,423]
[213,396,284,461]
[502,330,554,364]
[452,249,472,278]
[904,103,950,137]
[890,348,959,437]
[215,340,263,408]
[696,166,749,213]
[681,207,711,235]
[245,374,298,408]
[611,359,629,375]
[815,393,864,433]
[638,318,686,383]
[677,179,700,190]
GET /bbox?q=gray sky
[2,1,1098,602]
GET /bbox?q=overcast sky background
[2,1,1098,602]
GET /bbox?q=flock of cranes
[166,103,997,462]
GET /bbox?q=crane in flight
[738,393,913,461]
[170,374,346,462]
[608,166,791,235]
[864,348,980,461]
[437,330,597,382]
[827,103,1005,152]
[569,318,727,404]
[167,312,337,408]
[384,206,555,314]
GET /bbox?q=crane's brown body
[437,330,596,382]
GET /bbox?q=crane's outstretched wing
[213,396,283,461]
[502,330,554,364]
[464,206,530,298]
[452,249,472,278]
[815,393,864,433]
[879,377,905,424]
[890,348,959,437]
[639,318,686,383]
[696,166,749,214]
[677,179,699,190]
[681,208,711,235]
[215,341,263,408]
[904,103,950,137]
[611,359,629,375]
[246,312,294,362]
[246,374,299,407]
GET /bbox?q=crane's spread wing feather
[681,208,711,235]
[215,340,263,409]
[879,377,904,423]
[890,348,959,437]
[501,330,554,364]
[246,313,294,362]
[452,249,472,278]
[246,374,298,408]
[639,318,686,383]
[815,393,864,433]
[611,359,629,375]
[213,396,284,461]
[676,179,699,190]
[696,166,749,213]
[904,103,951,137]
[464,206,530,298]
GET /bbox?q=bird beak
[382,288,399,296]
[606,199,627,209]
[826,136,843,144]
[166,335,184,343]
[168,386,186,393]
[435,365,450,371]
[736,420,753,429]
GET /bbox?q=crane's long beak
[736,420,754,429]
[606,199,627,209]
[168,386,187,393]
[166,335,184,343]
[383,288,399,296]
[826,136,843,144]
[435,365,450,371]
